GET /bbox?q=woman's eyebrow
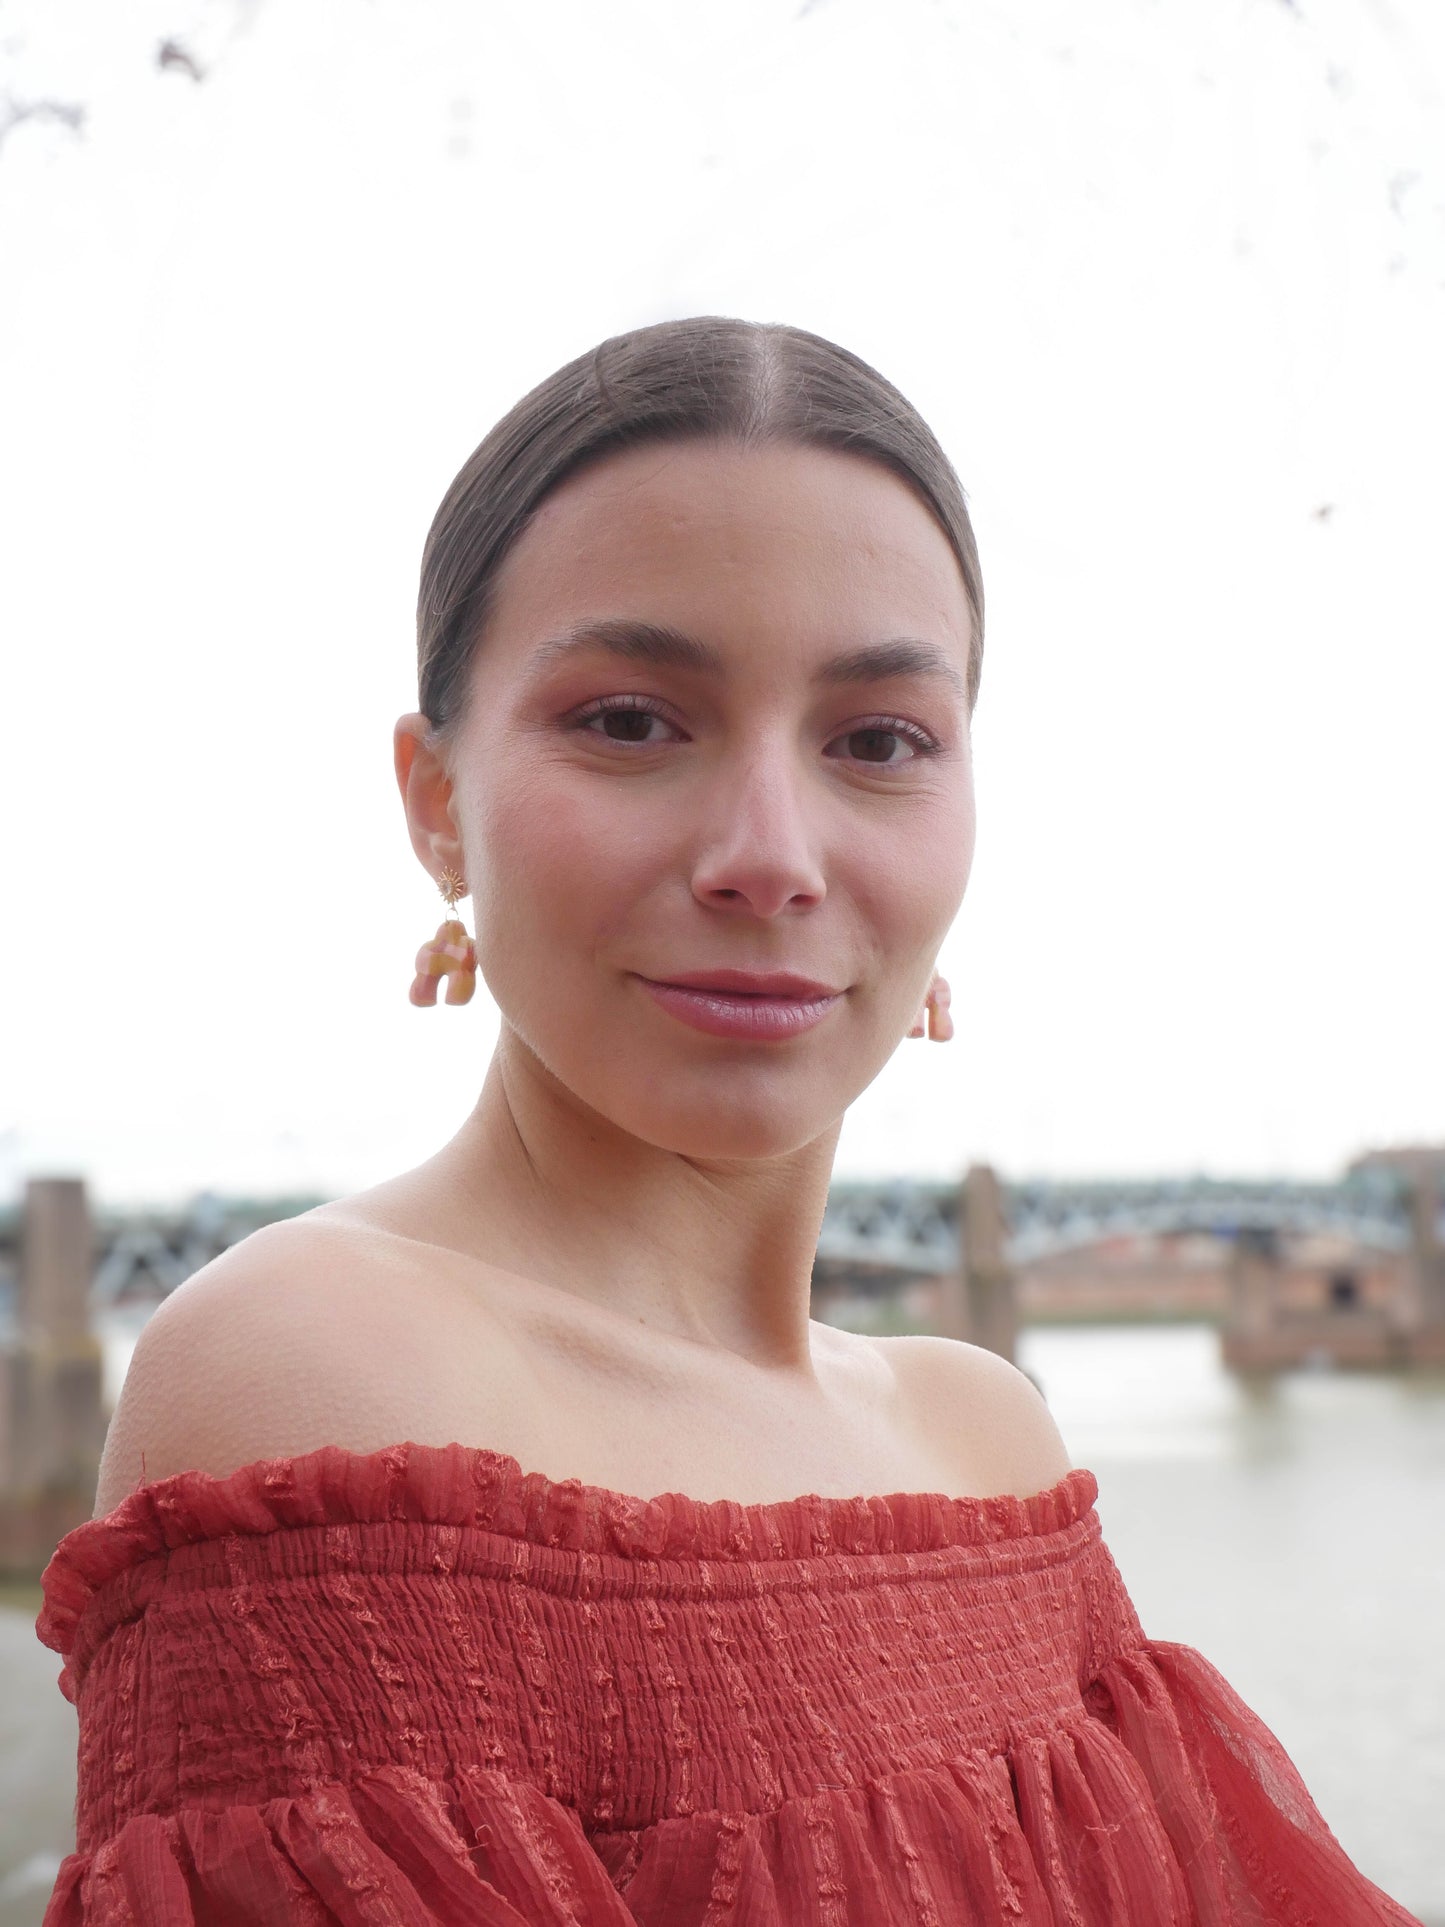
[819,639,967,697]
[531,619,966,695]
[531,618,721,676]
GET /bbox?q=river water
[1016,1322,1444,1919]
[2,1319,1440,1922]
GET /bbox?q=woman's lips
[633,973,844,1041]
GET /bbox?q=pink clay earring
[409,864,477,1006]
[908,973,954,1042]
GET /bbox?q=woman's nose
[689,748,827,919]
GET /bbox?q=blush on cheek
[480,780,670,952]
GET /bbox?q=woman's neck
[414,1037,841,1377]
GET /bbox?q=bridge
[0,1167,1421,1314]
[816,1167,1417,1276]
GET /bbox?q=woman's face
[417,437,976,1159]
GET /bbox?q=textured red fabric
[33,1439,1422,1924]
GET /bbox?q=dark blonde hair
[417,316,984,731]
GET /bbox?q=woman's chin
[508,1024,864,1160]
[648,1117,835,1162]
[602,1087,843,1163]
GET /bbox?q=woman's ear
[394,713,465,882]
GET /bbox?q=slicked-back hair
[416,316,984,734]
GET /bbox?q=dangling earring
[409,864,477,1006]
[908,973,954,1042]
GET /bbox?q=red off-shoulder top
[33,1440,1421,1924]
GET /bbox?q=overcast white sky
[2,0,1441,1207]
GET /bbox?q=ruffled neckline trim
[36,1439,1098,1655]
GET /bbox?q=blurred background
[1,0,1442,1919]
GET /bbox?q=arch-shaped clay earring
[908,973,954,1041]
[925,973,953,1041]
[409,864,478,1006]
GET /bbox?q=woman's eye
[572,702,937,763]
[575,700,683,746]
[826,722,935,766]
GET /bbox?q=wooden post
[1223,1224,1282,1371]
[0,1177,107,1571]
[1405,1165,1445,1363]
[957,1163,1017,1362]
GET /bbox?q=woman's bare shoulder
[865,1332,1074,1500]
[90,1209,506,1518]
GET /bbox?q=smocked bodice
[33,1440,1420,1924]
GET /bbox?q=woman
[37,317,1420,1924]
